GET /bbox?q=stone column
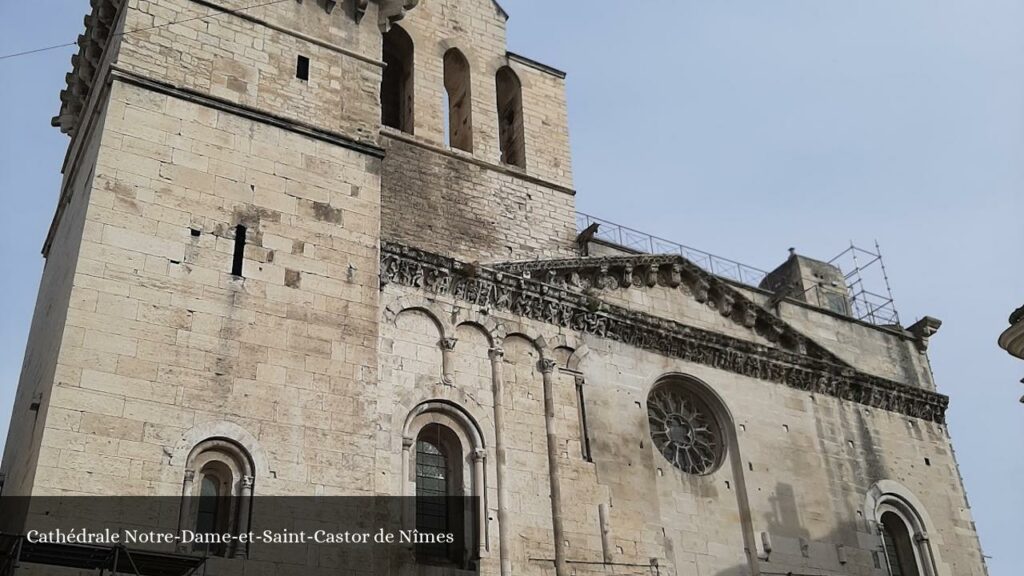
[540,359,567,576]
[599,503,613,563]
[232,475,254,559]
[489,347,512,576]
[915,532,938,576]
[440,338,458,385]
[401,436,415,533]
[176,469,195,553]
[471,449,487,559]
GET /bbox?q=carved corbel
[717,291,735,317]
[667,264,682,288]
[377,0,420,32]
[621,265,634,288]
[598,265,616,290]
[733,301,758,329]
[692,278,710,304]
[644,266,659,287]
[907,316,942,352]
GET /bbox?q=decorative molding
[111,70,385,158]
[493,255,834,365]
[380,242,949,423]
[539,359,558,375]
[907,316,942,352]
[53,0,126,136]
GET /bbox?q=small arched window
[495,66,525,168]
[443,48,473,152]
[881,511,922,576]
[382,25,415,134]
[179,439,255,558]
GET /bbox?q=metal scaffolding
[826,242,901,326]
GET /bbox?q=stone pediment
[492,254,845,366]
[380,243,949,424]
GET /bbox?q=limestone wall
[20,79,383,497]
[117,0,385,143]
[0,100,110,497]
[380,135,577,262]
[379,282,988,576]
[734,286,936,390]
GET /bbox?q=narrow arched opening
[382,25,414,133]
[495,66,525,168]
[881,511,923,576]
[443,48,473,152]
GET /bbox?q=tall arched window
[866,482,940,576]
[443,48,473,152]
[495,66,525,168]
[881,511,920,576]
[178,439,255,558]
[382,25,414,133]
[403,401,486,569]
[415,424,464,564]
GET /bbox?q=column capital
[488,347,505,361]
[403,436,415,449]
[440,337,458,351]
[471,449,487,463]
[183,469,196,482]
[540,358,558,374]
[241,475,255,489]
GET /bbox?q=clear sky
[1,1,1021,574]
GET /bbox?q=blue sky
[1,1,1021,574]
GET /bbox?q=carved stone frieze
[493,255,846,367]
[381,242,949,424]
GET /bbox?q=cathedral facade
[1,1,988,575]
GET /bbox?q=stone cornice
[53,0,126,137]
[381,243,949,424]
[493,254,847,367]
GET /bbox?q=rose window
[647,384,724,475]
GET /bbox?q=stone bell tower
[2,0,576,507]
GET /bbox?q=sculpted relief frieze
[380,242,949,424]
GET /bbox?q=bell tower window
[495,66,525,168]
[382,25,415,134]
[443,48,473,152]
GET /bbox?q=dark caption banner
[0,496,480,575]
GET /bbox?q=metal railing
[576,213,901,327]
[576,212,769,286]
